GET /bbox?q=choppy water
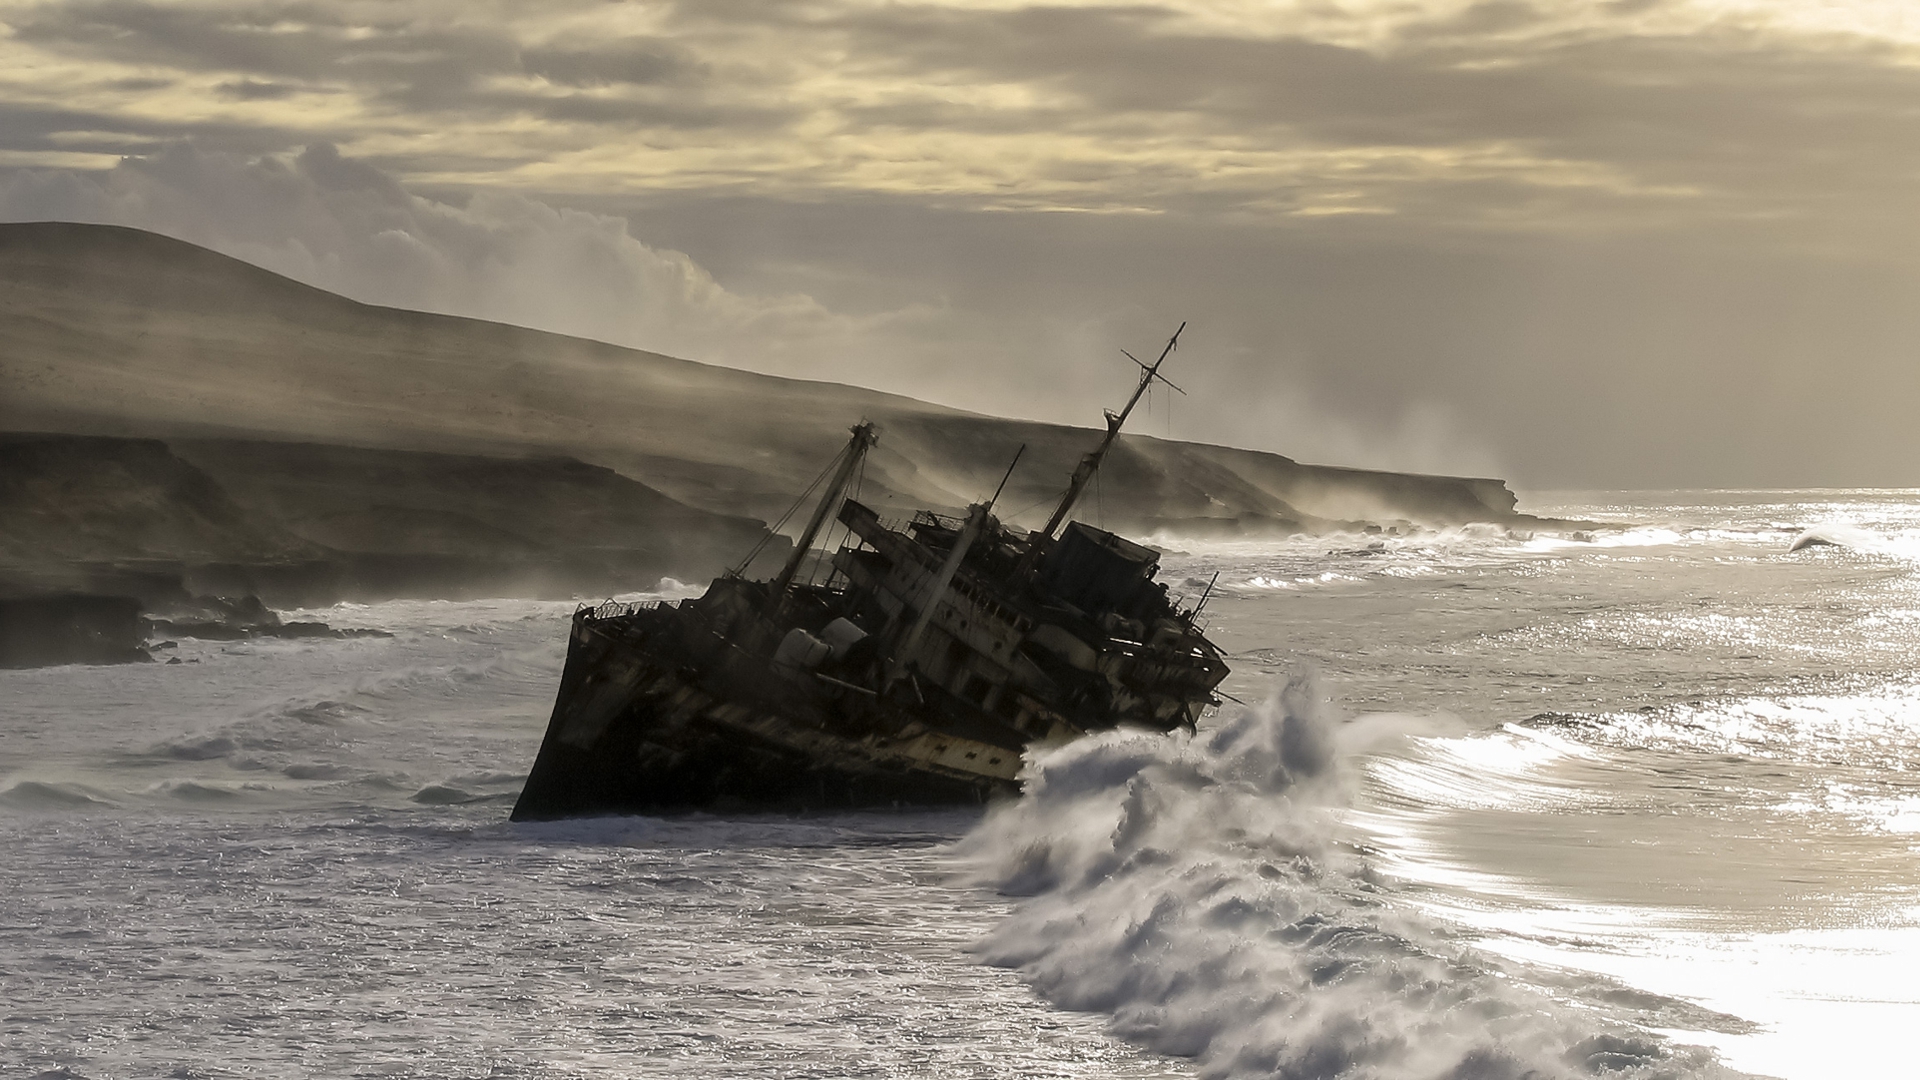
[8,491,1920,1078]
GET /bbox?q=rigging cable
[805,436,876,589]
[729,441,847,578]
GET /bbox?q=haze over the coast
[13,6,1920,1079]
[1,221,1541,620]
[3,0,1918,487]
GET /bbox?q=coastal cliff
[0,222,1540,545]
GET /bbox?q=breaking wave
[957,676,1745,1080]
[1785,521,1920,560]
[0,779,116,810]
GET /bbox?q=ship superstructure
[512,326,1228,817]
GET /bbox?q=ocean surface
[8,491,1920,1079]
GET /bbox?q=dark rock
[143,618,250,641]
[271,621,392,640]
[0,593,149,667]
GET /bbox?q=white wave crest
[0,779,116,810]
[956,676,1743,1079]
[1787,522,1920,559]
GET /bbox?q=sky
[2,0,1919,488]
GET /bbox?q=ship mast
[765,421,877,614]
[1037,322,1186,539]
[882,445,1024,690]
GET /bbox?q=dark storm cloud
[1402,0,1551,38]
[485,91,777,129]
[0,101,314,157]
[106,76,174,92]
[4,1,756,129]
[216,79,304,101]
[8,1,505,82]
[520,40,701,88]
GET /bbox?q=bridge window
[961,673,993,705]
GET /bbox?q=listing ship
[511,326,1229,818]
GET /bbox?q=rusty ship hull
[515,594,1023,815]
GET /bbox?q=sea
[8,490,1920,1079]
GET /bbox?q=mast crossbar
[1037,322,1186,540]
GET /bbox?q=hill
[0,221,1529,538]
[0,432,775,607]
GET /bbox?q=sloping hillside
[0,433,316,567]
[0,432,776,605]
[173,438,774,593]
[0,221,1526,533]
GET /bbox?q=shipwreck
[512,326,1230,817]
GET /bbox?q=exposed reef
[0,585,392,669]
[0,593,148,668]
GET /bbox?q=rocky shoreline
[0,589,392,670]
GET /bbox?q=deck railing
[578,599,663,621]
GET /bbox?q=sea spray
[956,673,1746,1080]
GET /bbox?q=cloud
[4,0,1920,234]
[8,1,512,85]
[520,39,701,88]
[0,141,865,372]
[802,2,1920,231]
[215,80,304,102]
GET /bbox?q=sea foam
[957,675,1745,1079]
